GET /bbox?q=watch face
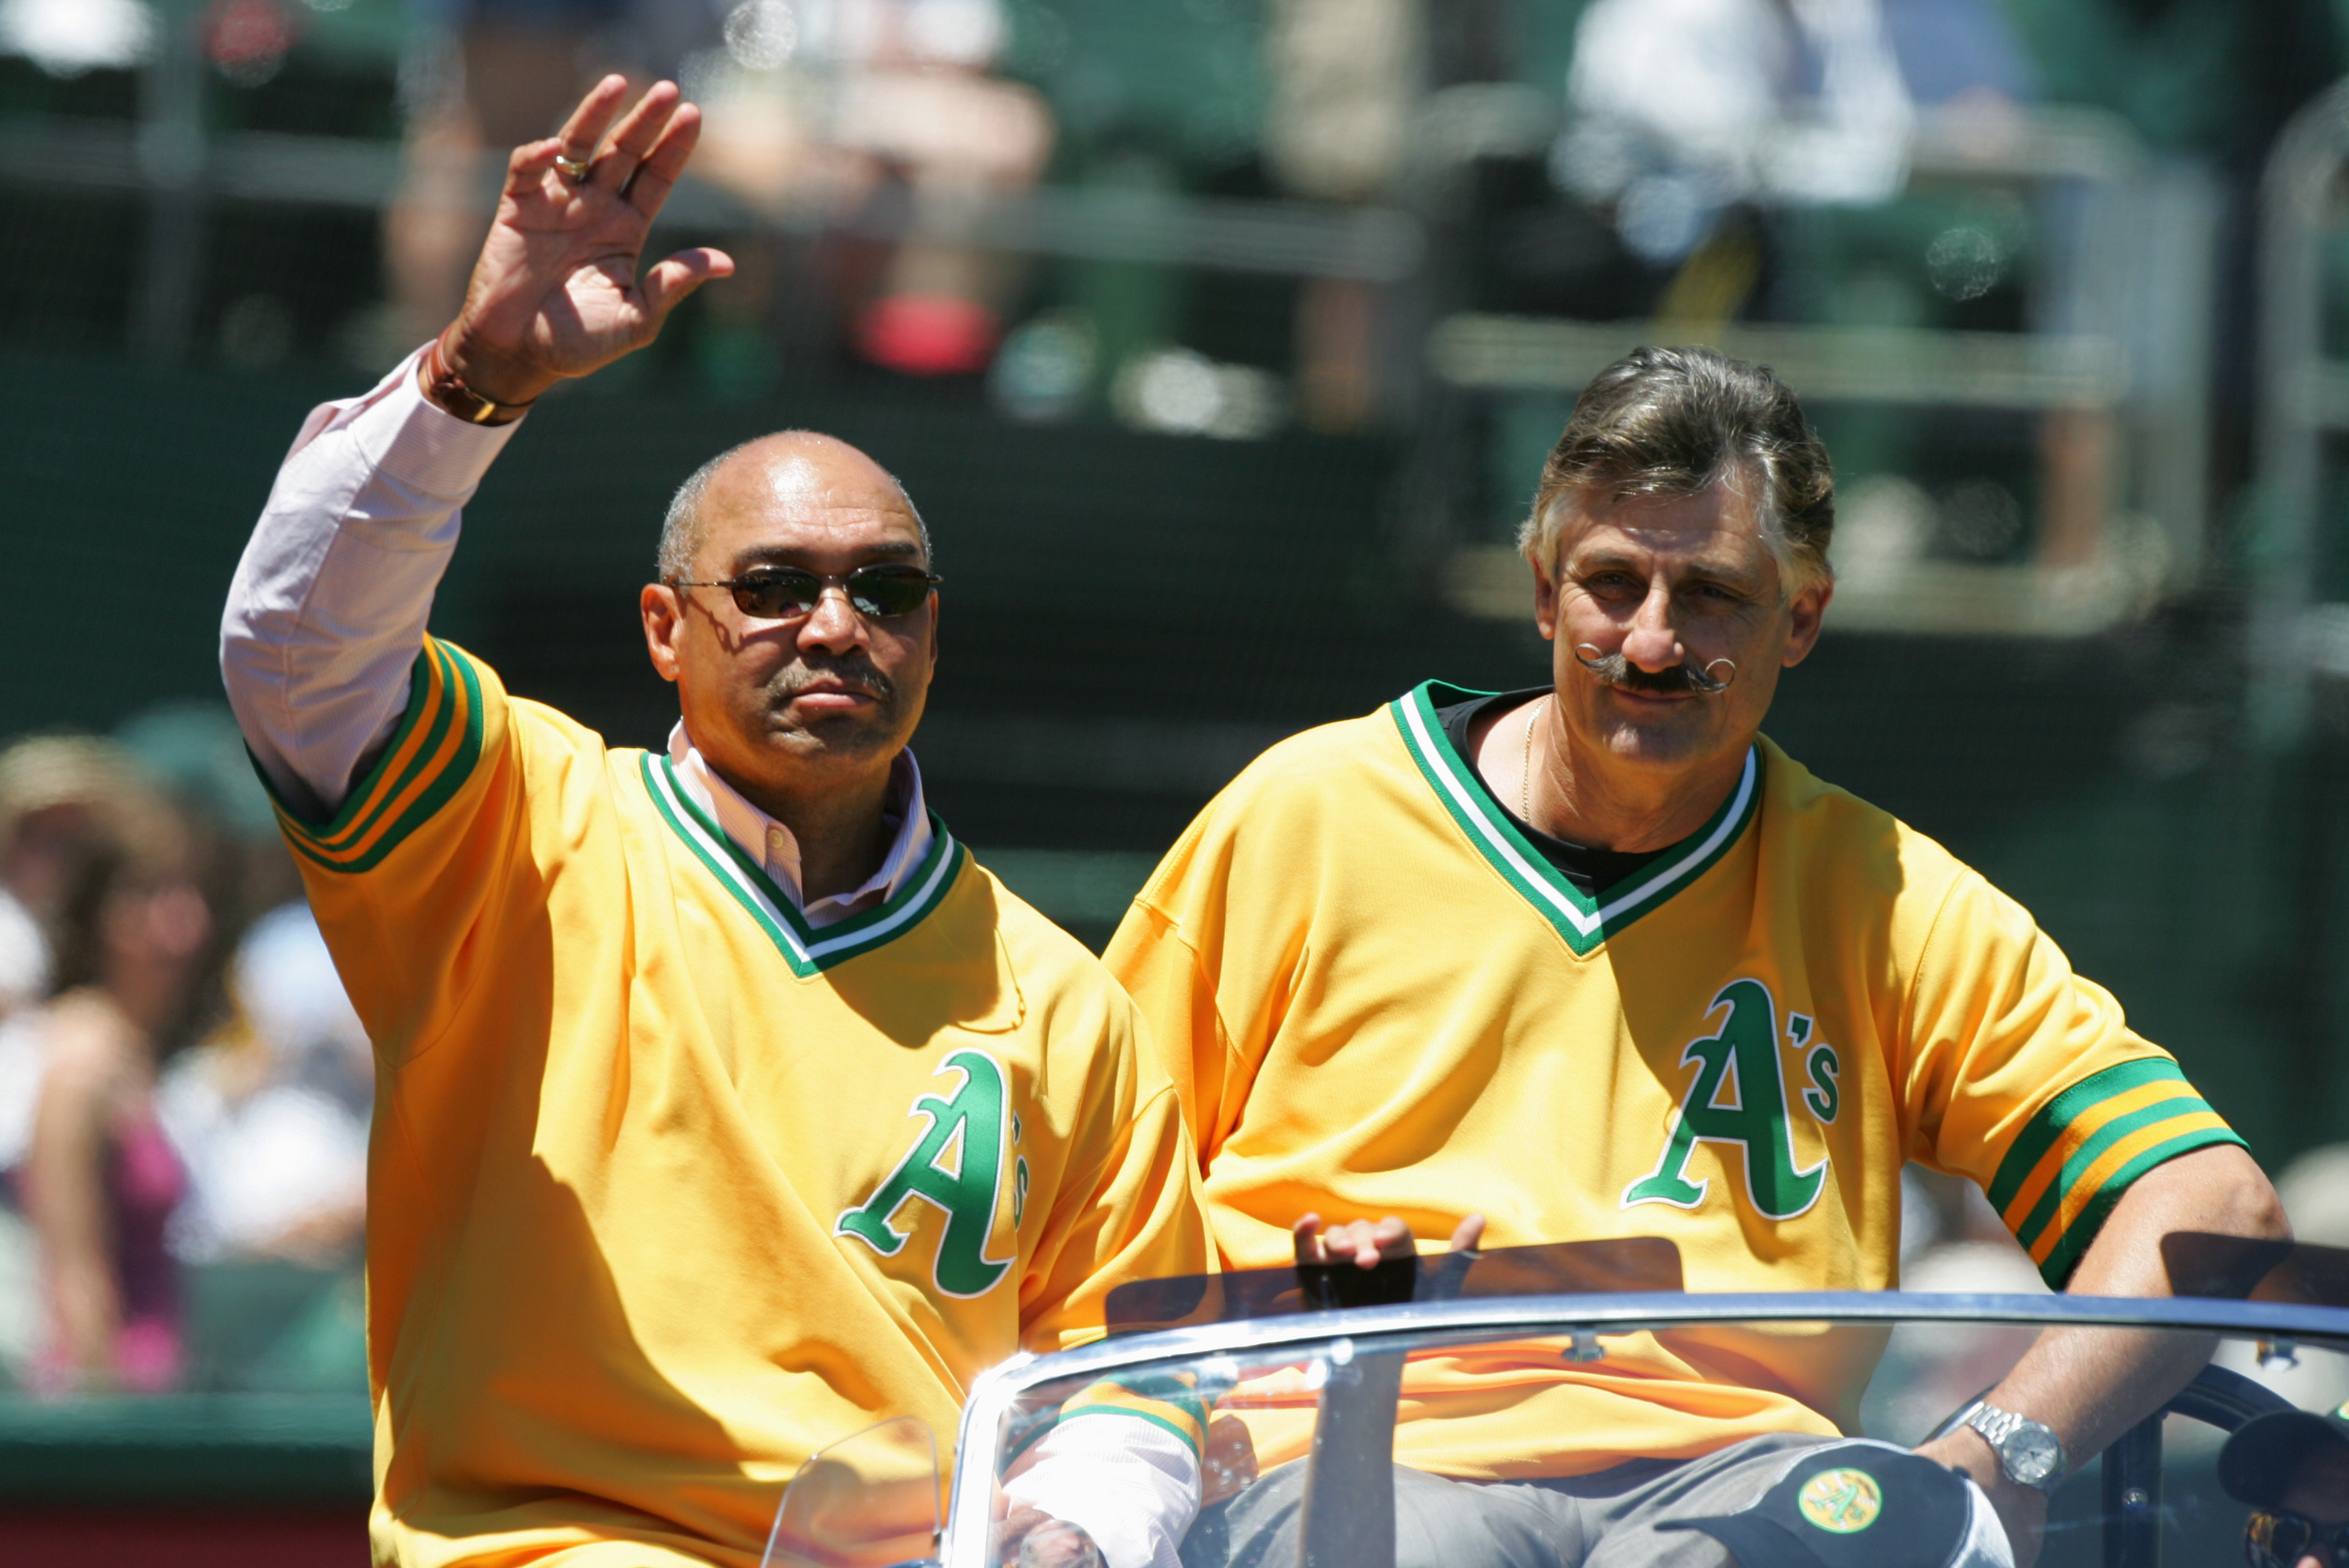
[2004,1426,2064,1486]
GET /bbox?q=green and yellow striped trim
[1390,681,1760,956]
[1986,1056,2245,1288]
[262,637,488,875]
[1006,1373,1212,1466]
[640,752,964,978]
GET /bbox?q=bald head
[657,430,930,584]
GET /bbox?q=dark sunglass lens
[733,571,820,618]
[2254,1514,2316,1568]
[849,569,934,617]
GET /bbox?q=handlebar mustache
[1572,646,1734,695]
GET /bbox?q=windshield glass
[975,1247,2349,1568]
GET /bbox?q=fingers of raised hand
[592,79,683,196]
[620,99,706,220]
[552,74,630,176]
[504,138,567,199]
[1449,1213,1488,1254]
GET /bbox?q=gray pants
[1180,1435,1874,1568]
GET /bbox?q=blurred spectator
[1261,0,1420,431]
[695,0,1054,376]
[159,902,370,1268]
[1557,0,1914,265]
[0,735,172,1386]
[0,736,156,1025]
[16,792,217,1395]
[1877,0,2034,110]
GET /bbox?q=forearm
[1980,1145,2283,1452]
[25,1079,121,1377]
[1919,1143,2287,1556]
[45,1253,122,1377]
[220,347,522,817]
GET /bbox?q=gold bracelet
[420,331,535,426]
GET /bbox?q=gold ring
[554,153,592,182]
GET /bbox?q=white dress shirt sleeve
[219,346,526,818]
[1001,1419,1202,1568]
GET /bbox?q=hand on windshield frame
[1293,1212,1487,1268]
[994,1506,1106,1568]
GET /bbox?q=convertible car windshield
[766,1234,2349,1568]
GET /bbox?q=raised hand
[440,76,735,408]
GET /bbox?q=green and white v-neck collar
[1389,681,1761,956]
[640,752,966,976]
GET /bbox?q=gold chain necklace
[1520,695,1543,823]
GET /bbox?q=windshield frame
[945,1289,2349,1568]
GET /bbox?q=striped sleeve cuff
[1009,1373,1212,1467]
[1986,1056,2247,1289]
[259,637,489,873]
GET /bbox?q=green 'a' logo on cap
[1797,1468,1883,1534]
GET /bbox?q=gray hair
[1516,345,1834,596]
[655,432,934,582]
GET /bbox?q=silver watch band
[1963,1400,2066,1493]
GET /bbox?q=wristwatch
[1961,1400,2067,1494]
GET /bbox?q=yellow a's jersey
[1106,681,2243,1480]
[271,639,1211,1568]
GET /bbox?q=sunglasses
[2247,1510,2349,1568]
[673,566,942,621]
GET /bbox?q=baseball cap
[2220,1399,2349,1509]
[1658,1443,2008,1568]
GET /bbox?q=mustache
[1573,646,1734,695]
[771,658,896,703]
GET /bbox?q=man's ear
[641,583,684,684]
[1531,552,1561,642]
[1781,577,1834,667]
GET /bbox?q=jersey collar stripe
[650,751,958,947]
[1389,682,1760,955]
[639,753,963,976]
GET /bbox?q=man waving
[222,79,1209,1568]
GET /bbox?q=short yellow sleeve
[1900,867,2245,1288]
[260,637,594,1065]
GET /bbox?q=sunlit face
[1534,479,1829,782]
[639,436,938,802]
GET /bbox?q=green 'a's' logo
[1622,978,1828,1221]
[835,1048,1019,1297]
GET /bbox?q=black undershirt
[1435,688,1670,896]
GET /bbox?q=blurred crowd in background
[0,721,369,1397]
[7,0,2349,1406]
